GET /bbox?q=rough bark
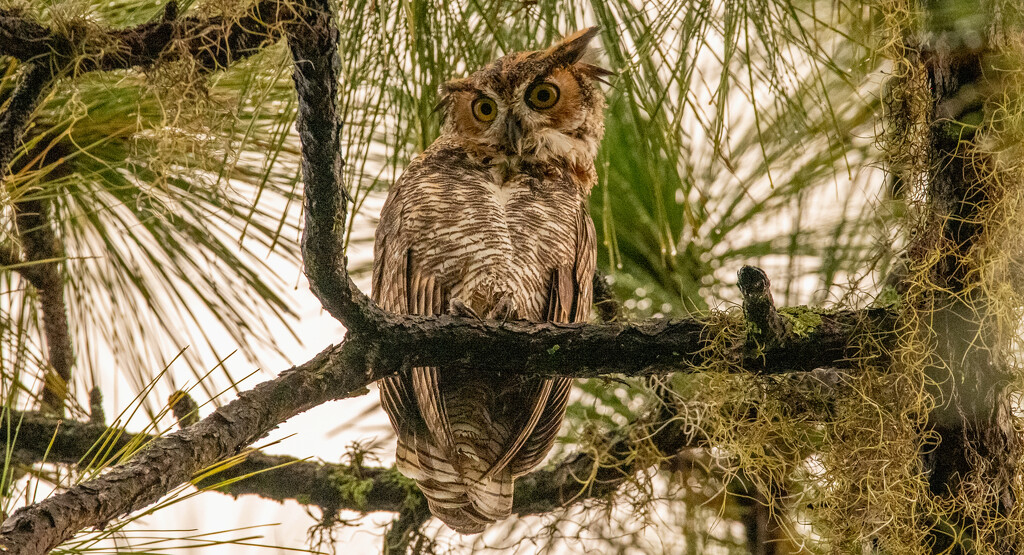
[908,35,1020,555]
[0,342,367,555]
[0,306,887,553]
[0,61,52,175]
[0,57,74,414]
[286,0,372,330]
[13,196,74,414]
[0,1,293,73]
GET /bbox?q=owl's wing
[372,189,415,436]
[372,184,460,460]
[508,203,596,477]
[407,274,459,458]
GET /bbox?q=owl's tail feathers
[396,435,514,534]
[421,470,514,535]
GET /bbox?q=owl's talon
[449,298,481,320]
[485,295,518,322]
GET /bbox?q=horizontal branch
[0,0,292,73]
[341,304,893,381]
[2,398,712,521]
[0,298,882,553]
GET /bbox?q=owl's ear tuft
[579,63,615,85]
[546,27,613,82]
[432,96,450,122]
[547,26,601,67]
[436,78,476,121]
[441,77,475,95]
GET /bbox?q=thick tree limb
[0,303,889,554]
[0,1,292,73]
[0,342,364,555]
[909,38,1021,553]
[286,0,374,330]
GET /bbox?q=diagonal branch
[0,407,691,517]
[0,341,367,555]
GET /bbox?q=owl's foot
[449,298,481,320]
[485,295,518,322]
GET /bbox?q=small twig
[592,270,623,322]
[168,391,200,428]
[161,1,179,22]
[88,387,105,425]
[383,504,432,555]
[737,265,786,349]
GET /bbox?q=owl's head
[437,27,610,167]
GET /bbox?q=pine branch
[14,196,73,414]
[0,401,706,524]
[0,296,888,553]
[0,2,293,73]
[0,56,72,414]
[0,342,364,554]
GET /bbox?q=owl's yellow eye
[526,83,560,110]
[472,97,498,122]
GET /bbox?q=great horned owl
[371,28,608,533]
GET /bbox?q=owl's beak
[504,116,524,155]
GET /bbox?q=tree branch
[0,342,367,554]
[1,407,652,517]
[0,61,52,175]
[0,1,293,73]
[0,53,72,415]
[3,367,849,521]
[286,0,374,330]
[14,196,74,414]
[0,298,887,554]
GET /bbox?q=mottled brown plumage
[371,28,607,533]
